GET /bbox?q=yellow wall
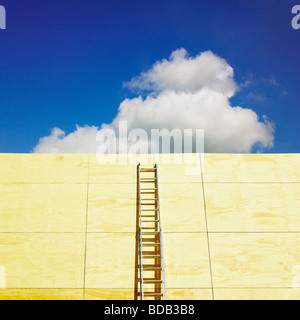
[0,153,299,300]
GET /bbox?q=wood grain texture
[205,183,300,232]
[155,154,202,183]
[84,289,134,300]
[87,184,137,232]
[209,233,300,288]
[0,153,299,300]
[0,154,89,183]
[84,288,213,300]
[87,181,207,233]
[0,233,85,288]
[0,289,83,300]
[160,183,206,232]
[163,233,211,288]
[166,289,213,300]
[214,288,300,300]
[85,233,136,289]
[0,183,87,232]
[89,154,154,183]
[202,153,300,182]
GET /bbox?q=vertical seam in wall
[83,154,90,300]
[199,153,215,300]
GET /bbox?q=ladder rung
[141,215,156,217]
[140,188,157,190]
[143,293,163,296]
[140,192,156,194]
[140,168,156,172]
[141,220,159,222]
[141,198,158,200]
[141,203,157,206]
[140,182,156,184]
[142,255,161,258]
[141,209,159,211]
[143,280,162,283]
[143,267,162,270]
[142,243,160,246]
[142,231,160,234]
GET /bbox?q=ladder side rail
[137,164,144,300]
[155,164,162,231]
[155,163,167,300]
[138,227,144,300]
[159,228,167,300]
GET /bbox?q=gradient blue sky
[0,0,299,153]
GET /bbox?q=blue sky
[0,0,299,153]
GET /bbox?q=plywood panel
[0,184,87,232]
[214,288,300,300]
[155,154,202,183]
[84,289,134,300]
[0,233,85,288]
[159,183,206,232]
[87,184,137,232]
[166,289,213,300]
[89,154,154,184]
[0,152,299,301]
[0,154,89,183]
[209,233,300,288]
[0,289,83,300]
[205,183,300,232]
[202,153,300,182]
[85,233,136,289]
[84,288,213,300]
[164,233,211,288]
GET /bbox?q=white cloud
[33,126,100,153]
[124,48,237,97]
[33,48,275,154]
